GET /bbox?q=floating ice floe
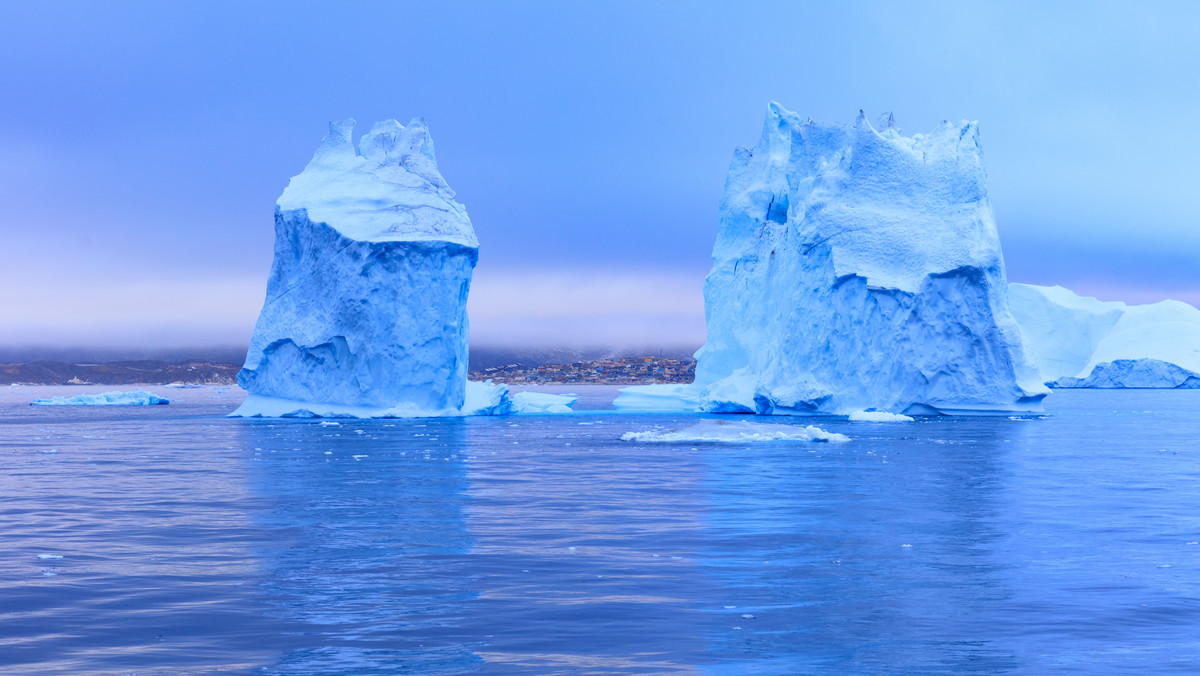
[621,419,849,443]
[31,390,169,406]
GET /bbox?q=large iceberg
[616,104,1046,415]
[1009,283,1200,388]
[233,118,507,418]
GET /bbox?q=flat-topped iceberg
[1009,283,1200,388]
[233,118,508,418]
[617,104,1046,416]
[32,390,169,406]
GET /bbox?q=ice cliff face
[234,119,501,417]
[1009,283,1200,388]
[620,104,1046,415]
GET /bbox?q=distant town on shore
[1,354,697,387]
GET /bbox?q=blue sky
[2,1,1198,350]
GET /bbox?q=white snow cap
[278,118,478,247]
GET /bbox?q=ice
[31,390,169,406]
[1051,359,1200,389]
[621,419,849,443]
[462,380,513,416]
[232,119,510,418]
[618,104,1045,416]
[511,391,577,415]
[847,410,915,422]
[1010,283,1200,387]
[611,384,701,412]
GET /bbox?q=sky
[2,0,1198,353]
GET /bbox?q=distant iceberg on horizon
[1009,283,1200,389]
[618,103,1046,416]
[232,118,509,418]
[32,390,169,406]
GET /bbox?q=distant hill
[1,360,239,386]
[0,344,700,385]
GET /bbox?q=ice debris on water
[37,554,63,560]
[621,419,849,443]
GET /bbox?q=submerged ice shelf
[232,118,508,418]
[617,104,1046,416]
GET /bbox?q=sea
[1,384,1198,675]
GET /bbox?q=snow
[1010,283,1200,387]
[511,391,577,414]
[621,419,849,443]
[233,119,509,418]
[617,104,1045,416]
[31,390,169,406]
[847,410,915,422]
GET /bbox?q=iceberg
[1010,283,1200,388]
[621,419,849,443]
[847,410,915,423]
[232,118,509,418]
[617,104,1046,416]
[31,390,169,406]
[510,391,577,414]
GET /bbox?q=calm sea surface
[1,385,1198,675]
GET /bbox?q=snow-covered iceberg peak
[277,118,477,247]
[234,119,502,418]
[687,103,1047,415]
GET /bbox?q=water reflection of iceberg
[457,416,719,672]
[697,417,1024,673]
[238,418,482,674]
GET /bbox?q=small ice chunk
[37,554,63,560]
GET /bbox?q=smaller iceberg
[1050,359,1200,389]
[1009,284,1200,388]
[31,390,169,406]
[621,419,849,443]
[511,391,577,415]
[611,384,701,412]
